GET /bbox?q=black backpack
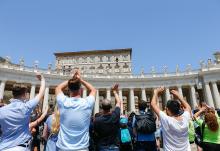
[135,110,156,134]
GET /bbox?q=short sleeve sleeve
[159,111,169,130]
[85,95,95,109]
[56,92,67,108]
[196,118,203,127]
[182,111,191,121]
[132,116,136,128]
[25,98,39,113]
[45,117,49,126]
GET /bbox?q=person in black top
[94,84,121,151]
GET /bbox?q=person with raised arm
[55,69,96,150]
[0,73,46,151]
[42,105,60,151]
[94,84,121,151]
[150,87,191,151]
[193,105,220,150]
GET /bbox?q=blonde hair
[51,105,60,134]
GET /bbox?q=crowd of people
[0,70,220,151]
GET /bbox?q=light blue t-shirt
[45,115,58,151]
[56,92,95,150]
[0,98,39,150]
[45,115,53,131]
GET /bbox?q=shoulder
[159,111,168,119]
[85,95,95,102]
[182,111,191,120]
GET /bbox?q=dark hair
[101,99,112,111]
[68,79,81,92]
[95,112,102,118]
[166,100,181,116]
[12,83,28,98]
[138,100,149,111]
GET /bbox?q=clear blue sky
[0,0,220,74]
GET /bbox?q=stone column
[94,89,100,114]
[0,81,6,100]
[83,88,87,98]
[211,81,220,109]
[129,88,135,112]
[204,82,215,108]
[141,88,147,101]
[107,88,111,101]
[165,87,171,103]
[177,85,183,98]
[119,89,123,101]
[30,84,36,100]
[42,87,49,113]
[189,85,197,109]
[119,89,123,114]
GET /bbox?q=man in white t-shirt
[150,87,191,151]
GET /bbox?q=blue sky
[0,0,220,74]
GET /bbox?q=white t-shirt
[159,111,191,151]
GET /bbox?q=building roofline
[54,48,132,59]
[214,51,220,55]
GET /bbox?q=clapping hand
[111,84,119,93]
[36,73,43,81]
[170,89,181,99]
[72,69,81,81]
[154,87,165,95]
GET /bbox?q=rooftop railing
[0,60,219,79]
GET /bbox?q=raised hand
[36,73,43,81]
[111,84,119,92]
[72,69,81,81]
[170,89,181,98]
[200,105,208,113]
[154,87,165,95]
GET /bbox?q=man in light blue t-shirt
[55,70,96,151]
[0,74,46,151]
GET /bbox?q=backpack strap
[135,111,145,141]
[201,121,205,142]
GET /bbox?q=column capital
[204,81,210,85]
[189,84,195,87]
[30,83,37,86]
[118,88,123,91]
[210,81,217,84]
[176,85,182,88]
[0,80,7,83]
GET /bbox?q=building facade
[0,49,220,114]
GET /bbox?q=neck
[14,97,25,101]
[103,110,110,114]
[70,91,81,98]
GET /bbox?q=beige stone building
[0,49,220,115]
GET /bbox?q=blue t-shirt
[0,98,39,150]
[45,115,58,151]
[56,92,95,150]
[45,115,53,132]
